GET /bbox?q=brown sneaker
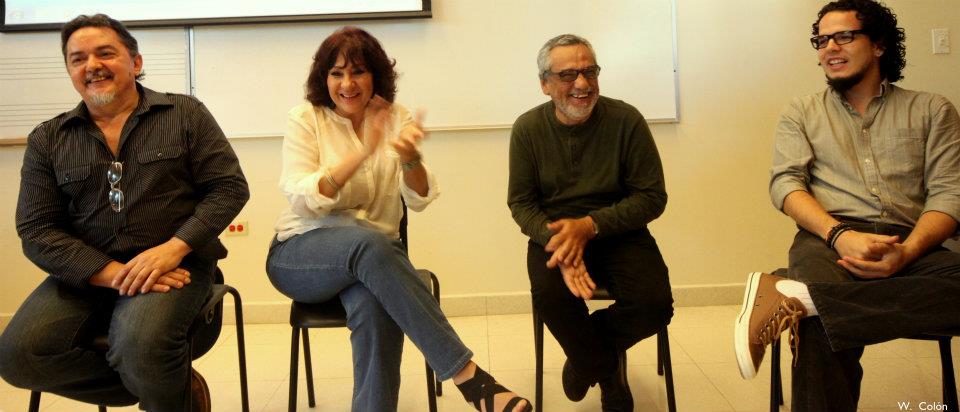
[190,368,211,412]
[735,272,806,379]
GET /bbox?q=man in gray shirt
[735,1,960,411]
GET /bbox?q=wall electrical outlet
[226,220,249,236]
[933,28,951,54]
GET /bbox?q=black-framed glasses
[107,161,124,212]
[544,65,601,82]
[810,29,865,49]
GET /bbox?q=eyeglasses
[107,161,124,212]
[543,65,601,82]
[810,29,865,49]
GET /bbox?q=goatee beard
[88,92,116,107]
[826,71,865,93]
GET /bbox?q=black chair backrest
[400,199,409,252]
[189,267,225,359]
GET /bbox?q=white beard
[88,91,116,107]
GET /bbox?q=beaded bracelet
[825,222,852,250]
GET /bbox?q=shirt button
[864,158,871,164]
[871,187,879,194]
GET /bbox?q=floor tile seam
[687,357,739,412]
[253,379,286,412]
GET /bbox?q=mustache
[85,68,113,83]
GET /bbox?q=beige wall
[2,0,958,319]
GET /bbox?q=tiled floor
[1,305,956,412]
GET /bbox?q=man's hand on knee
[559,262,596,300]
[113,238,192,295]
[833,231,898,261]
[838,242,914,279]
[545,217,596,268]
[91,262,191,294]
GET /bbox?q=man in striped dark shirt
[0,14,248,412]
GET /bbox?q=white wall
[2,0,958,323]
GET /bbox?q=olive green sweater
[507,96,667,246]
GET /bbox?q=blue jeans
[787,220,960,412]
[266,226,473,412]
[0,258,214,411]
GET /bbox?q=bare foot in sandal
[454,361,532,412]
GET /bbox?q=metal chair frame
[532,287,677,412]
[27,273,250,412]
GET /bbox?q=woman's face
[327,53,374,124]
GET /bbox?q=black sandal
[456,366,533,412]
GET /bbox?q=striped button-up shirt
[16,85,249,289]
[770,83,960,228]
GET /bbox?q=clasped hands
[544,216,597,300]
[361,96,426,164]
[92,237,193,296]
[833,230,917,279]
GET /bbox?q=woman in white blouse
[266,27,530,412]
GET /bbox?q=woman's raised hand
[362,96,392,157]
[390,109,427,162]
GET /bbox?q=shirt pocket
[55,163,93,200]
[874,128,926,184]
[136,145,185,194]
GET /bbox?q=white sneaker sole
[735,271,763,379]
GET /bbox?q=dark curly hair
[305,27,397,108]
[813,0,906,82]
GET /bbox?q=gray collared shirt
[770,83,960,228]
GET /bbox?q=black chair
[28,268,250,412]
[285,207,442,412]
[770,335,957,411]
[533,287,677,412]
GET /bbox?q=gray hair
[536,34,596,80]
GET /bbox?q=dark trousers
[786,221,960,412]
[0,258,214,412]
[527,228,673,383]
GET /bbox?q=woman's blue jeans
[266,226,472,412]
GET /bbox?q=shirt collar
[828,80,892,114]
[59,83,174,130]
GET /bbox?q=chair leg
[302,329,316,407]
[658,327,677,412]
[657,331,664,376]
[771,339,782,412]
[99,406,107,412]
[939,338,958,412]
[29,391,41,412]
[425,362,438,412]
[228,288,251,412]
[431,274,443,397]
[533,310,544,412]
[288,327,300,412]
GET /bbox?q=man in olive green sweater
[508,33,673,411]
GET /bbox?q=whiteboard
[0,0,678,140]
[1,0,429,31]
[0,28,187,140]
[195,0,679,136]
